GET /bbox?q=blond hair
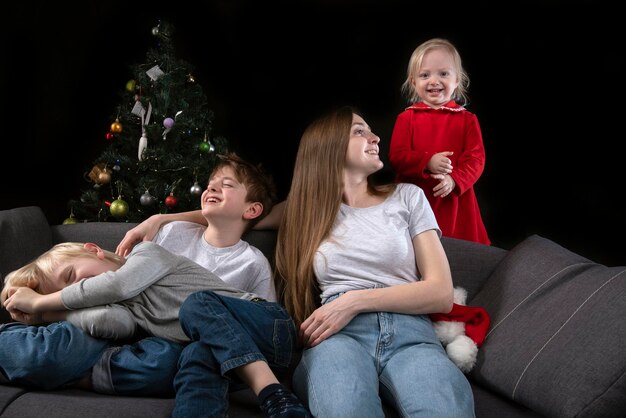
[274,106,395,328]
[1,242,124,303]
[401,38,469,105]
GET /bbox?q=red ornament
[165,194,178,208]
[105,132,115,140]
[104,200,112,207]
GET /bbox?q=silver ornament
[140,191,156,206]
[190,181,203,196]
[151,27,159,36]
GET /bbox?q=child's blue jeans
[173,291,297,418]
[0,321,109,390]
[0,321,182,396]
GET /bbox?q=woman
[274,106,475,417]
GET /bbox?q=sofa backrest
[0,206,281,323]
[52,222,139,252]
[1,206,505,325]
[440,237,508,303]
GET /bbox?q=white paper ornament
[138,134,148,161]
[137,102,153,161]
[146,65,165,81]
[131,101,145,117]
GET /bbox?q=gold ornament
[110,197,129,218]
[87,164,112,184]
[98,171,111,184]
[111,118,123,133]
[62,216,78,224]
[63,208,78,224]
[126,79,136,92]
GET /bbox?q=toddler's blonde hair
[401,38,470,105]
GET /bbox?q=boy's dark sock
[258,383,311,418]
[258,383,285,404]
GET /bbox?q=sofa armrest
[0,206,53,276]
[0,206,55,323]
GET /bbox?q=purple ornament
[163,117,175,129]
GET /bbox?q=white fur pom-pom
[446,335,478,373]
[453,287,468,305]
[433,321,465,345]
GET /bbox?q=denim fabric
[173,291,296,418]
[92,337,183,396]
[0,321,109,390]
[293,294,475,418]
[0,321,184,396]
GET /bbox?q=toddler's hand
[431,173,456,198]
[427,151,454,174]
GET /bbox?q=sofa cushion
[469,234,626,417]
[0,389,174,418]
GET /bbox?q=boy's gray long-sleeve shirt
[61,241,259,343]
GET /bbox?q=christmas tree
[66,20,228,223]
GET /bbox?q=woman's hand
[299,292,359,348]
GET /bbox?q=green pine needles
[68,20,228,222]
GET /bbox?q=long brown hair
[274,106,395,328]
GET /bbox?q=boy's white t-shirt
[154,221,276,302]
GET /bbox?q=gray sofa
[1,206,624,417]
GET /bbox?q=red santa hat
[429,303,490,347]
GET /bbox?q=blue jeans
[0,321,109,389]
[292,294,475,418]
[173,291,297,418]
[0,321,182,396]
[92,337,183,396]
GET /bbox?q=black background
[2,1,624,266]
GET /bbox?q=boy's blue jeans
[0,321,109,390]
[0,291,296,404]
[173,291,297,418]
[0,321,182,396]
